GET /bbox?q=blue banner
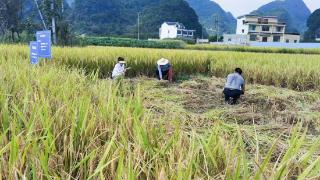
[36,31,52,58]
[30,41,39,65]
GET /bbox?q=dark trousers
[223,88,242,104]
[156,70,169,80]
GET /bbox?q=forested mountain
[66,0,74,5]
[0,0,203,40]
[304,9,320,41]
[186,0,236,35]
[72,0,204,38]
[251,0,311,34]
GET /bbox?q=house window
[228,38,232,42]
[250,35,257,41]
[262,37,268,42]
[242,20,245,25]
[276,26,283,32]
[286,39,290,43]
[263,19,269,24]
[249,25,256,31]
[273,36,280,42]
[177,30,182,35]
[262,26,270,32]
[294,40,298,43]
[242,29,244,33]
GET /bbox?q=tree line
[0,1,319,44]
[0,0,72,44]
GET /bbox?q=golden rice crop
[186,44,320,55]
[0,44,320,179]
[2,44,319,90]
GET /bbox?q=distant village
[159,14,320,48]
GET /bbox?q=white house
[159,22,195,40]
[224,15,300,44]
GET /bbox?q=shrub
[76,36,186,49]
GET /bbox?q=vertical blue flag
[30,41,39,65]
[36,31,52,59]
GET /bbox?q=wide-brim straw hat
[157,58,169,65]
[119,61,126,64]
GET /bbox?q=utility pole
[137,12,140,40]
[61,0,64,14]
[201,27,204,39]
[214,14,219,43]
[34,0,47,30]
[51,0,57,44]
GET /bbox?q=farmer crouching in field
[112,57,130,79]
[223,68,245,105]
[156,58,173,82]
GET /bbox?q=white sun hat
[119,60,126,64]
[157,58,169,66]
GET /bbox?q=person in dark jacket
[223,68,245,105]
[156,58,173,82]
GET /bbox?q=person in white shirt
[112,57,129,79]
[223,68,245,105]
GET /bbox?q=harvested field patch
[140,77,320,135]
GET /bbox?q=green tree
[304,9,320,42]
[71,0,203,38]
[140,0,203,38]
[0,0,24,41]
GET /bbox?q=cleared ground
[137,76,320,131]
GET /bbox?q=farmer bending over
[156,58,173,82]
[112,57,130,79]
[223,68,245,105]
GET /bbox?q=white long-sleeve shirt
[112,63,125,78]
[157,65,163,80]
[224,73,244,90]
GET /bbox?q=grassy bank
[76,37,186,49]
[73,36,320,55]
[186,44,320,55]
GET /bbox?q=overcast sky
[213,0,319,17]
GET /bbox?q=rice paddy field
[0,44,320,179]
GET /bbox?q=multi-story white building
[224,15,300,44]
[159,22,195,40]
[237,15,287,42]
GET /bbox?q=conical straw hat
[157,58,169,65]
